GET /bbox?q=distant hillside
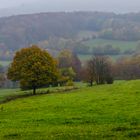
[1,12,140,51]
[0,12,113,50]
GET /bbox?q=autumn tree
[7,45,58,95]
[114,55,140,80]
[84,56,114,86]
[58,67,76,86]
[82,61,94,86]
[58,49,82,81]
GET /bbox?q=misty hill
[1,0,140,17]
[1,11,140,52]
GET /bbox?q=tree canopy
[58,50,82,81]
[7,45,58,94]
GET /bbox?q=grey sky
[0,0,140,16]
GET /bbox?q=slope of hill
[78,38,140,61]
[0,80,139,139]
[1,12,140,51]
[84,39,140,51]
[1,12,140,62]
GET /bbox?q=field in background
[83,39,140,52]
[78,54,131,61]
[78,38,140,61]
[0,60,11,67]
[0,39,140,64]
[0,80,139,139]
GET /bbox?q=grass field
[0,80,139,139]
[78,54,131,61]
[83,39,140,51]
[78,39,140,61]
[0,60,11,67]
[0,85,82,103]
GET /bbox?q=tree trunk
[33,87,36,95]
[90,80,93,86]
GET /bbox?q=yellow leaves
[7,45,59,89]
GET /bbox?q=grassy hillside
[0,89,20,102]
[0,80,140,139]
[83,39,140,52]
[78,54,132,61]
[78,38,139,61]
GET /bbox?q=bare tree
[84,56,114,86]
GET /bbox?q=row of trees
[1,45,140,94]
[114,55,140,80]
[7,46,82,94]
[82,54,140,85]
[7,45,113,94]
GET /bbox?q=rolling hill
[1,12,140,63]
[1,12,140,51]
[0,80,140,139]
[78,38,140,61]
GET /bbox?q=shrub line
[0,86,79,105]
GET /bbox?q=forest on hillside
[1,12,140,60]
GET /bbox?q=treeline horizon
[1,45,140,91]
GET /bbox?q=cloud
[0,0,140,14]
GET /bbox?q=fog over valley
[0,0,140,17]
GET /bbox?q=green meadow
[84,39,140,52]
[78,54,131,61]
[0,61,11,67]
[77,39,140,61]
[0,80,139,139]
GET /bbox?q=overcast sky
[0,0,140,15]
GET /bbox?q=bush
[106,76,114,84]
[65,80,74,86]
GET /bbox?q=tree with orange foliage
[7,45,58,95]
